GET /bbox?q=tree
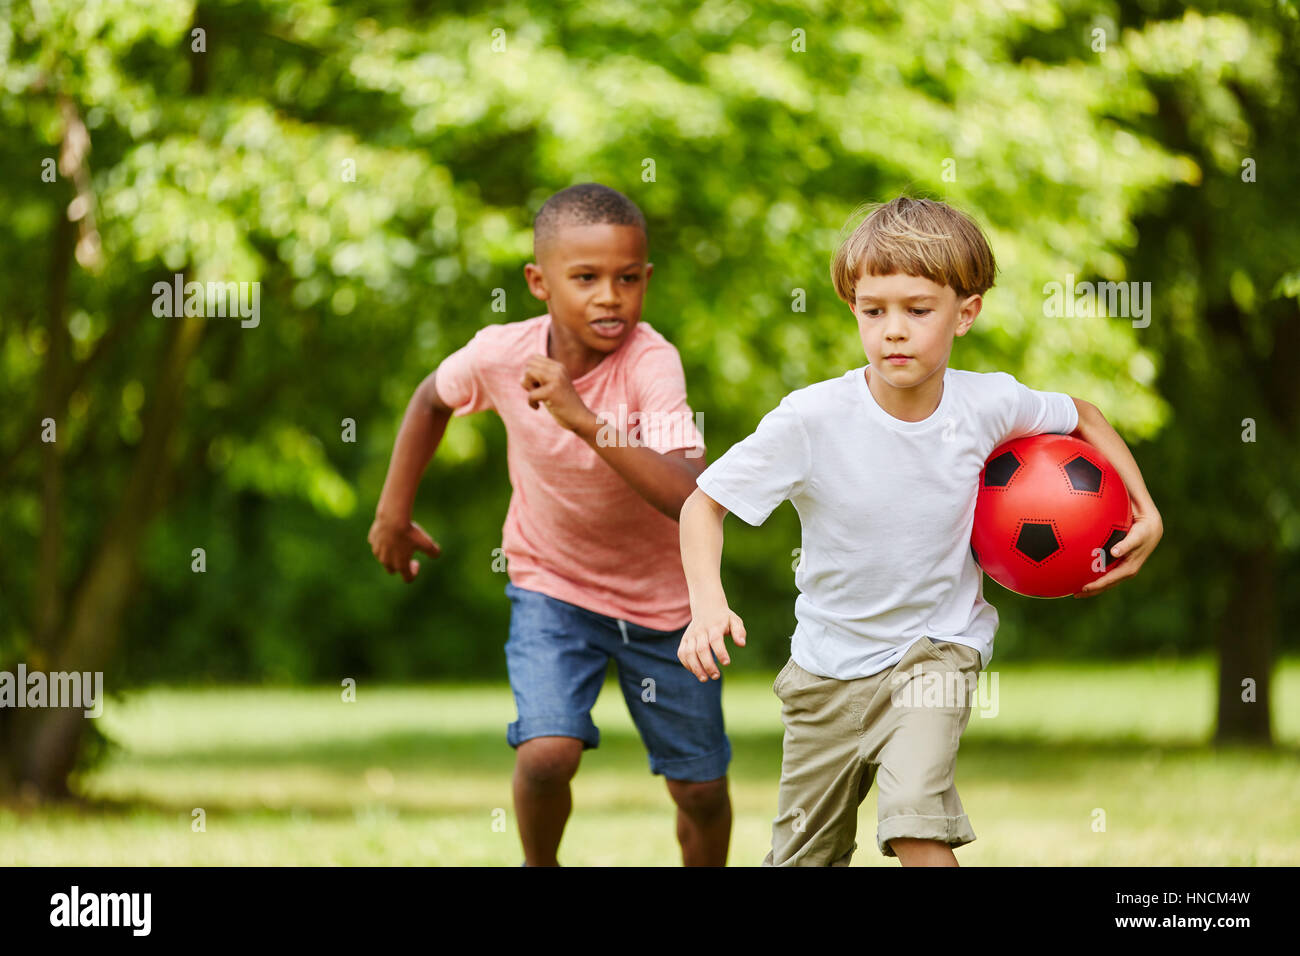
[2,0,1291,801]
[1114,0,1300,743]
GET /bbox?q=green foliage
[0,0,1295,683]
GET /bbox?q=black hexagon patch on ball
[1100,528,1126,569]
[1063,455,1103,494]
[984,451,1022,488]
[1016,522,1060,562]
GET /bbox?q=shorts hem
[762,840,857,867]
[876,813,976,857]
[649,739,732,782]
[507,717,599,750]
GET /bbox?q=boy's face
[524,222,652,355]
[851,270,981,387]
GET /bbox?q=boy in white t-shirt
[677,197,1164,866]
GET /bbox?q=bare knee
[516,736,584,786]
[666,776,730,819]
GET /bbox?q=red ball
[971,434,1132,598]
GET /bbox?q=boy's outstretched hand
[1075,501,1163,598]
[678,606,747,681]
[368,514,442,583]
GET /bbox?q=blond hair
[830,197,997,304]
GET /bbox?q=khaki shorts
[762,636,983,866]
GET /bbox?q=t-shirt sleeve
[995,372,1078,443]
[433,330,494,416]
[630,343,705,455]
[695,397,811,526]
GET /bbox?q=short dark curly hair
[533,183,647,258]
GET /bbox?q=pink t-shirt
[433,314,705,630]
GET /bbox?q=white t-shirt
[696,366,1079,679]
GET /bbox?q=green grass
[3,655,1299,865]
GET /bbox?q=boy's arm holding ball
[367,370,450,583]
[676,488,748,682]
[520,354,705,519]
[1068,396,1164,597]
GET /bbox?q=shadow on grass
[111,726,1300,770]
[29,728,1295,822]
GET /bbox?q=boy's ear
[523,262,548,301]
[955,293,982,336]
[644,262,654,282]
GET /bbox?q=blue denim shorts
[503,582,731,782]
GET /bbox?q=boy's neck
[865,365,946,423]
[547,322,607,381]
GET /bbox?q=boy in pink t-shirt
[369,183,731,866]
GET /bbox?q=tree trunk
[0,314,205,802]
[1214,544,1275,745]
[34,199,77,665]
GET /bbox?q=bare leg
[889,837,959,867]
[665,776,732,866]
[513,736,584,866]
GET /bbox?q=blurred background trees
[0,0,1295,799]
